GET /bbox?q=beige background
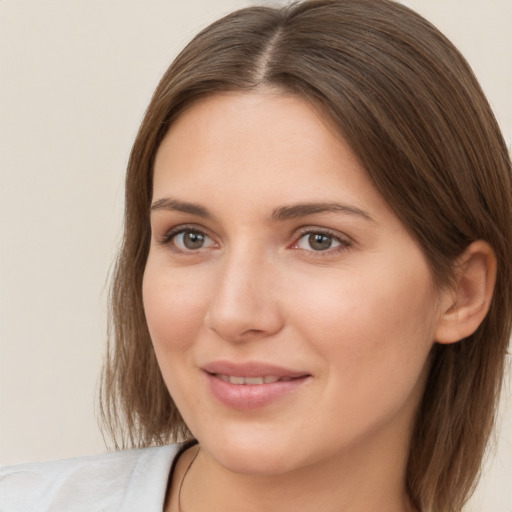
[0,0,510,510]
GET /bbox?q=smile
[202,363,311,410]
[215,374,298,385]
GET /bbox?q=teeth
[216,374,282,385]
[244,377,264,385]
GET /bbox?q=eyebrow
[271,202,374,222]
[150,197,374,223]
[150,198,214,219]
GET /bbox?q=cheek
[142,260,209,354]
[289,257,438,387]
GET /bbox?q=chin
[194,426,307,476]
[213,449,298,476]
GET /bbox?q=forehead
[152,92,385,210]
[155,91,346,176]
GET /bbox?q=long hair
[100,1,512,510]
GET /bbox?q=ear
[435,241,497,344]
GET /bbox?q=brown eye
[308,233,333,251]
[184,231,205,249]
[171,230,214,251]
[296,231,347,252]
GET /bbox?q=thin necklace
[178,446,200,512]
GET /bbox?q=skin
[143,91,454,512]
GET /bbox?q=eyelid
[158,224,218,252]
[156,223,353,255]
[290,226,353,253]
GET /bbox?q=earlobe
[435,241,497,344]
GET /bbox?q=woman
[1,1,510,511]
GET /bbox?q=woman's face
[143,92,444,476]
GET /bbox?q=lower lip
[204,373,310,410]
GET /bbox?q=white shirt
[0,444,181,512]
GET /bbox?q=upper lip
[201,360,309,378]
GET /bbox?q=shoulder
[0,444,182,512]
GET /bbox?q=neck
[169,425,415,512]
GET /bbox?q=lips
[202,360,308,379]
[201,361,311,410]
[216,375,295,385]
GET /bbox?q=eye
[163,228,217,252]
[295,230,349,252]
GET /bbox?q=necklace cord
[177,446,200,512]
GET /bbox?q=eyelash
[159,224,216,253]
[293,228,352,255]
[158,225,352,255]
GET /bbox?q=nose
[204,249,284,343]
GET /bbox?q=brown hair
[100,1,512,510]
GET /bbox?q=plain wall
[1,1,510,510]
